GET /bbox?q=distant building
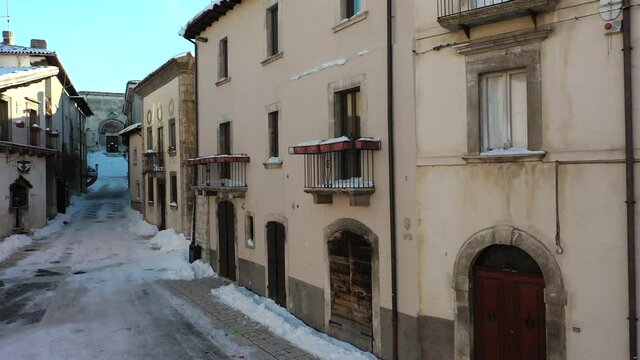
[81,91,126,153]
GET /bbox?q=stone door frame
[452,226,567,360]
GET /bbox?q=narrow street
[0,176,236,360]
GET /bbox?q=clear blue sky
[4,0,210,93]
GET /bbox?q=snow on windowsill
[464,147,546,163]
[169,202,178,209]
[263,156,283,169]
[246,238,255,248]
[332,10,369,33]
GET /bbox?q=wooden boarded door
[473,245,546,360]
[157,180,166,230]
[329,231,373,352]
[217,201,236,281]
[267,222,286,307]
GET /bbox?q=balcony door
[157,127,164,164]
[336,88,361,179]
[267,221,286,307]
[219,122,231,179]
[217,201,236,280]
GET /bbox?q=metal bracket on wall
[527,9,538,29]
[461,25,471,39]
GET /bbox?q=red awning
[290,137,381,155]
[186,154,250,166]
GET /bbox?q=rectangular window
[268,111,279,158]
[170,172,177,204]
[267,4,279,56]
[480,69,528,152]
[246,214,255,248]
[136,182,140,200]
[219,37,229,80]
[157,126,164,163]
[0,99,9,142]
[29,109,39,147]
[147,127,153,150]
[336,88,361,179]
[133,148,138,166]
[342,0,362,19]
[147,176,154,203]
[168,119,176,149]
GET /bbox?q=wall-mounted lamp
[195,36,208,43]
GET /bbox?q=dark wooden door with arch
[328,230,373,352]
[473,245,546,360]
[217,201,236,281]
[267,221,286,307]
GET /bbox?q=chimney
[30,39,47,49]
[2,31,13,45]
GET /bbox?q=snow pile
[0,234,33,262]
[480,147,546,156]
[149,229,188,252]
[211,285,377,360]
[125,208,158,237]
[32,195,85,240]
[166,259,217,281]
[88,151,128,178]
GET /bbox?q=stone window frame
[452,226,567,360]
[322,218,381,356]
[333,0,368,33]
[327,74,368,138]
[263,102,283,169]
[459,29,550,158]
[245,211,256,249]
[262,0,284,66]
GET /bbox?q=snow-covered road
[0,175,232,360]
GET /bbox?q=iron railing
[0,123,55,150]
[144,152,165,173]
[302,147,375,190]
[438,0,512,18]
[0,120,9,142]
[188,154,249,190]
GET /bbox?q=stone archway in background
[98,119,125,152]
[452,226,567,360]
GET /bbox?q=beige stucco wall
[128,132,144,210]
[414,0,640,358]
[0,80,51,238]
[194,1,418,354]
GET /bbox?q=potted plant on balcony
[15,119,25,128]
[30,124,41,133]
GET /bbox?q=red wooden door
[474,268,546,360]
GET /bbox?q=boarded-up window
[0,99,9,141]
[148,176,154,203]
[480,69,527,152]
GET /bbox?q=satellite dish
[599,0,622,21]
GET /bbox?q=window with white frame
[480,69,528,153]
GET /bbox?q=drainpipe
[622,0,637,358]
[386,0,399,359]
[188,38,199,251]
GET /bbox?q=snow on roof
[118,123,142,136]
[180,1,243,39]
[179,1,221,37]
[0,66,59,90]
[0,44,56,56]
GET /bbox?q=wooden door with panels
[267,221,286,307]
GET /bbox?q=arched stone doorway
[324,218,380,355]
[9,176,32,231]
[453,226,567,360]
[98,119,124,153]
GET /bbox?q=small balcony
[437,0,559,32]
[289,137,381,207]
[144,151,165,174]
[0,121,57,157]
[187,154,249,198]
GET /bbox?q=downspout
[188,38,199,249]
[386,0,399,359]
[622,0,637,358]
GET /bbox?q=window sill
[263,158,283,169]
[169,203,178,210]
[147,201,154,207]
[463,150,546,163]
[333,11,368,33]
[261,52,284,67]
[215,77,231,87]
[304,187,374,207]
[168,149,177,157]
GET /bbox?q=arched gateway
[453,226,567,360]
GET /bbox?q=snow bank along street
[0,153,375,360]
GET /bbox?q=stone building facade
[81,91,126,153]
[136,53,196,235]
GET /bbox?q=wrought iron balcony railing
[289,137,381,206]
[437,0,558,32]
[144,151,165,173]
[187,154,249,197]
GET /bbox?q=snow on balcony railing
[187,154,249,190]
[437,0,559,30]
[290,137,381,190]
[0,121,52,151]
